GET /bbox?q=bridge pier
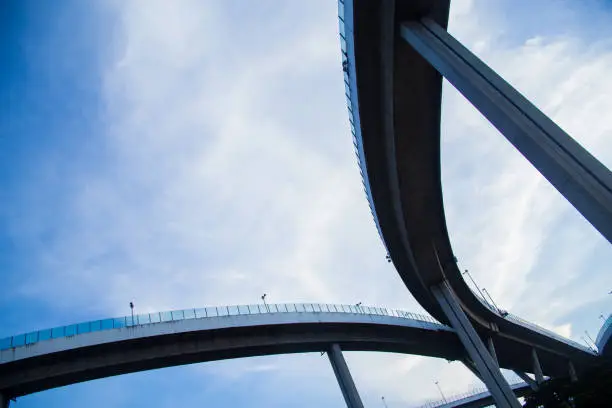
[569,361,578,383]
[462,358,484,382]
[531,348,545,384]
[487,337,499,367]
[432,283,521,408]
[327,343,364,408]
[400,17,612,242]
[513,371,539,391]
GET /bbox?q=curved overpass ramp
[340,0,602,384]
[0,303,463,399]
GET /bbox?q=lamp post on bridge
[129,302,134,326]
[581,336,596,352]
[381,396,389,407]
[481,288,503,315]
[261,293,269,313]
[462,269,487,302]
[585,330,597,346]
[434,380,447,403]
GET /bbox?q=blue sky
[1,0,611,407]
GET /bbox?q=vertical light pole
[261,293,269,313]
[462,269,487,302]
[580,336,596,352]
[129,302,135,326]
[434,381,447,403]
[599,314,606,322]
[481,288,502,315]
[355,302,362,312]
[381,396,389,408]
[585,330,596,345]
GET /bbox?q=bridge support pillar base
[432,282,521,408]
[327,343,364,408]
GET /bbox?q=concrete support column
[462,358,483,382]
[531,348,545,384]
[432,283,521,408]
[513,371,539,391]
[327,343,364,408]
[400,18,612,243]
[569,361,578,383]
[487,337,499,367]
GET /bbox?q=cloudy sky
[1,0,611,406]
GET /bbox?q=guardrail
[0,303,442,351]
[338,0,385,243]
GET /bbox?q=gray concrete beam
[327,344,364,408]
[400,18,612,243]
[531,349,545,384]
[513,371,539,391]
[462,358,483,382]
[487,337,499,367]
[432,283,521,408]
[569,361,578,383]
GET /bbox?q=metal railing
[462,277,594,353]
[0,303,442,351]
[338,0,386,243]
[415,380,527,408]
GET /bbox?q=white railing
[0,303,442,351]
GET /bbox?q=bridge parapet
[0,303,441,352]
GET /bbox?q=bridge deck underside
[347,0,598,377]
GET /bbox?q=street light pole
[481,288,502,315]
[585,331,597,346]
[581,336,596,352]
[129,302,135,326]
[381,396,389,408]
[462,269,487,302]
[434,381,447,403]
[261,293,269,312]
